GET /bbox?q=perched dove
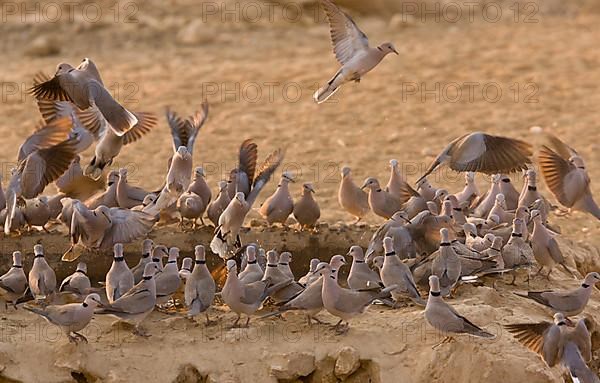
[314,0,398,103]
[0,251,28,309]
[278,252,295,280]
[514,272,600,316]
[59,262,91,295]
[425,275,495,346]
[530,209,574,279]
[105,243,135,304]
[361,177,402,219]
[131,239,154,284]
[184,245,216,324]
[452,172,479,206]
[179,257,193,279]
[347,245,382,290]
[538,138,600,220]
[318,260,396,333]
[155,247,181,305]
[259,172,295,226]
[178,191,207,229]
[417,133,532,184]
[29,244,57,299]
[115,168,149,209]
[188,167,212,207]
[22,197,52,232]
[222,260,291,327]
[385,159,405,201]
[207,181,231,226]
[431,228,461,297]
[24,293,103,343]
[211,147,284,258]
[85,170,120,209]
[472,174,502,218]
[381,237,425,306]
[518,169,542,209]
[262,251,304,303]
[95,262,160,336]
[338,166,370,223]
[293,183,320,230]
[299,258,321,286]
[499,174,520,210]
[238,245,264,284]
[501,218,534,270]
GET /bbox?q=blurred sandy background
[1,1,600,382]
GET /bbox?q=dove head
[315,261,328,276]
[378,42,399,55]
[76,262,87,273]
[441,200,452,216]
[281,172,295,183]
[12,251,22,266]
[33,244,44,257]
[372,256,384,270]
[226,259,237,274]
[491,236,503,250]
[445,195,459,207]
[113,243,124,258]
[234,192,245,205]
[96,206,112,224]
[426,201,438,214]
[383,237,394,253]
[526,169,537,181]
[142,239,154,254]
[176,146,190,158]
[463,223,477,236]
[360,177,380,191]
[465,172,475,183]
[583,272,600,286]
[218,180,228,191]
[391,210,409,223]
[246,245,256,261]
[194,167,205,178]
[570,156,585,169]
[168,247,180,261]
[341,166,351,178]
[309,258,320,272]
[194,245,205,261]
[181,257,193,270]
[428,275,441,293]
[329,255,346,271]
[491,174,501,183]
[553,312,567,326]
[303,183,316,194]
[107,170,119,185]
[347,245,364,260]
[143,262,160,278]
[153,245,168,259]
[118,168,128,179]
[487,214,500,225]
[266,250,278,265]
[55,63,75,75]
[495,193,505,203]
[484,233,495,245]
[83,293,102,308]
[279,252,292,264]
[389,159,399,168]
[315,262,331,276]
[516,206,529,219]
[439,228,450,243]
[434,189,448,201]
[512,218,523,233]
[530,209,542,221]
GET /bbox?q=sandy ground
[1,0,600,382]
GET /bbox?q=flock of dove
[0,0,599,382]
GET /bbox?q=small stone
[269,352,316,380]
[334,346,361,379]
[529,126,543,134]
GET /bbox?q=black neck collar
[511,233,522,237]
[355,260,365,263]
[469,233,477,238]
[12,265,22,268]
[528,186,537,191]
[114,257,124,262]
[142,253,150,258]
[195,260,206,264]
[248,260,257,264]
[143,275,152,280]
[502,179,511,183]
[76,270,87,276]
[582,283,590,288]
[152,258,160,263]
[491,247,501,252]
[558,322,566,326]
[329,275,336,279]
[440,242,451,247]
[34,254,44,258]
[182,267,191,272]
[166,260,177,264]
[267,264,277,268]
[431,291,441,297]
[385,251,396,257]
[82,302,88,307]
[279,262,289,266]
[453,208,462,211]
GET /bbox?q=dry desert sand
[0,0,600,382]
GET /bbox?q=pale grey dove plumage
[29,244,57,300]
[347,245,382,290]
[0,251,28,308]
[184,245,216,324]
[155,247,181,305]
[431,228,461,297]
[381,237,425,306]
[361,177,402,219]
[338,166,370,223]
[293,183,320,229]
[131,239,154,284]
[105,243,135,304]
[59,262,91,295]
[530,209,574,279]
[259,172,295,226]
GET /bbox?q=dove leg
[352,217,361,225]
[231,313,241,328]
[133,326,150,337]
[73,332,88,343]
[205,313,216,326]
[432,336,455,349]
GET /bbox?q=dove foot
[432,336,455,349]
[132,327,151,337]
[72,332,88,343]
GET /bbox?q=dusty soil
[0,0,600,382]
